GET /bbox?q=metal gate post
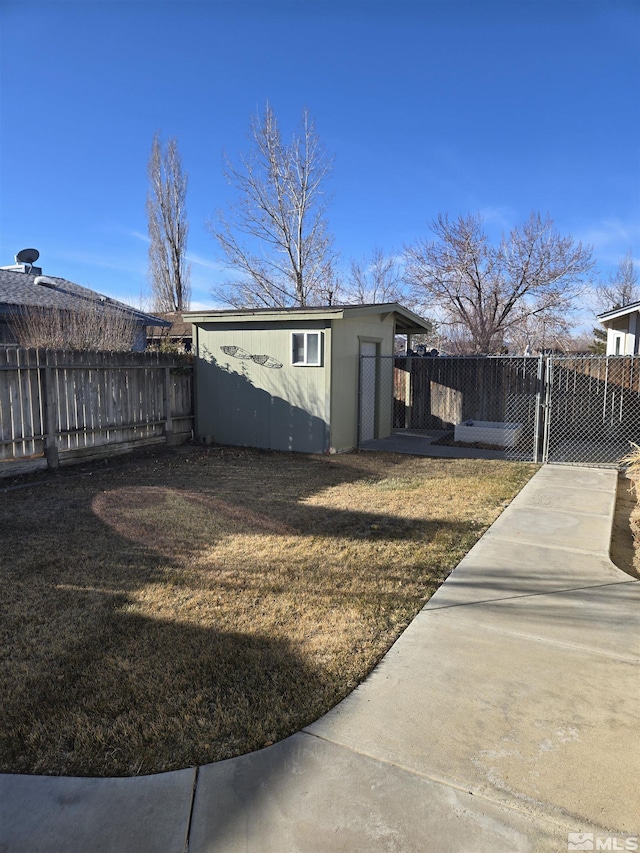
[541,356,553,463]
[602,357,610,426]
[533,354,544,463]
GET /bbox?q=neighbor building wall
[605,315,638,356]
[329,311,396,451]
[194,320,331,453]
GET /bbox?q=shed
[186,303,432,453]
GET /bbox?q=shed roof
[0,268,168,327]
[184,303,432,335]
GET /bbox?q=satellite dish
[16,248,40,265]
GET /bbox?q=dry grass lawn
[0,446,535,777]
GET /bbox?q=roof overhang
[597,302,640,325]
[139,314,171,327]
[184,302,432,334]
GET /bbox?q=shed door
[359,342,378,442]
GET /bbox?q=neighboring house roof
[597,302,640,324]
[0,268,169,327]
[147,311,193,340]
[184,303,432,335]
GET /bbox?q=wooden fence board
[0,348,194,476]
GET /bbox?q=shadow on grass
[0,591,331,778]
[0,446,530,779]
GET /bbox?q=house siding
[605,316,638,356]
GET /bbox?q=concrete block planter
[454,420,522,448]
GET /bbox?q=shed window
[292,331,322,366]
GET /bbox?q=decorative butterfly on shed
[220,346,283,369]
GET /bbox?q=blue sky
[1,0,639,331]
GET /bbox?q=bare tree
[9,305,138,351]
[404,212,594,354]
[505,310,574,354]
[209,103,335,308]
[345,247,406,305]
[147,133,190,312]
[595,250,640,312]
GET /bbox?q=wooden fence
[0,348,193,477]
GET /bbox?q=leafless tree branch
[147,133,191,312]
[594,250,640,312]
[404,212,594,353]
[344,247,407,305]
[209,103,336,308]
[9,305,139,351]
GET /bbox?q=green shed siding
[195,321,331,452]
[188,303,430,455]
[329,312,396,451]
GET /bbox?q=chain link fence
[544,356,640,465]
[390,355,540,461]
[359,355,640,466]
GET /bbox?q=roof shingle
[0,269,168,326]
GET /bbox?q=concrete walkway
[2,465,639,852]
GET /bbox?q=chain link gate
[358,354,640,466]
[543,356,640,465]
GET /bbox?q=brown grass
[612,471,640,580]
[0,447,534,777]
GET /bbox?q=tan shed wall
[329,312,396,451]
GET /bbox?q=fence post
[541,357,553,463]
[42,350,59,470]
[163,363,173,446]
[532,354,543,463]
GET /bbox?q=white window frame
[291,331,323,366]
